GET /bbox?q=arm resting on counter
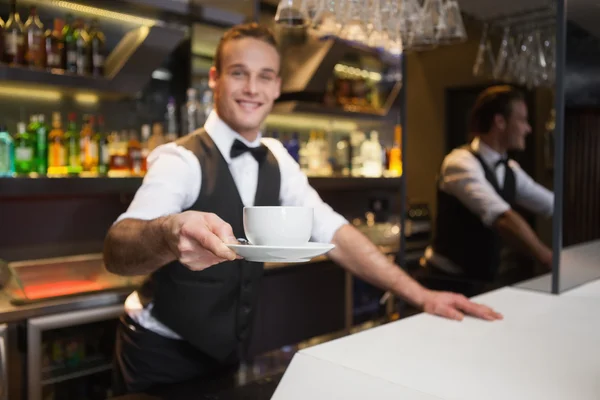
[328,224,502,321]
[493,209,552,268]
[103,217,176,276]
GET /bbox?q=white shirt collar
[470,136,506,169]
[203,110,263,164]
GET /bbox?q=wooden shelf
[0,176,402,198]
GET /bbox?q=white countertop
[272,286,600,400]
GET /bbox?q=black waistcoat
[432,145,516,281]
[142,129,281,362]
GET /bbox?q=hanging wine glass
[274,0,310,27]
[311,0,344,37]
[410,0,441,51]
[436,0,467,44]
[338,0,370,45]
[367,0,389,51]
[399,0,422,51]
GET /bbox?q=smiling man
[104,23,502,395]
[425,85,554,295]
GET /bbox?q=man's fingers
[203,213,237,244]
[181,224,237,261]
[438,306,464,321]
[454,297,503,321]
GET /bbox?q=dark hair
[214,22,279,74]
[469,85,525,133]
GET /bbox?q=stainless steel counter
[0,242,400,324]
[0,287,132,324]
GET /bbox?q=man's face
[209,37,281,139]
[498,100,531,151]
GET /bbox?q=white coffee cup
[243,206,313,246]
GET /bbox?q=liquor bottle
[64,112,81,174]
[360,130,383,177]
[4,0,25,66]
[79,115,97,171]
[0,125,15,177]
[140,124,150,173]
[95,115,109,175]
[0,17,5,63]
[62,14,77,73]
[88,18,105,77]
[388,124,402,176]
[45,19,64,71]
[165,97,178,142]
[36,114,48,175]
[73,19,90,75]
[285,132,300,163]
[181,88,200,135]
[24,6,45,68]
[108,131,129,173]
[48,112,66,170]
[14,121,35,174]
[148,122,166,152]
[26,115,40,173]
[127,130,143,176]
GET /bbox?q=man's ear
[494,114,506,131]
[209,66,218,90]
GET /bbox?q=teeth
[238,101,260,111]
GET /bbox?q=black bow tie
[495,157,509,168]
[230,139,268,163]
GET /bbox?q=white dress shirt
[117,111,349,339]
[425,136,554,273]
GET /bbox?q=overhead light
[0,86,61,101]
[334,64,382,82]
[74,93,99,105]
[265,113,358,132]
[42,0,157,26]
[152,68,172,81]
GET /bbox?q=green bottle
[62,14,77,73]
[14,121,35,174]
[36,114,48,175]
[95,115,109,175]
[0,125,15,177]
[64,112,81,175]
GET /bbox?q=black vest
[432,145,516,281]
[141,129,281,362]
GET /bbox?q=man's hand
[163,211,239,271]
[421,289,503,321]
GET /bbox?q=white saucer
[226,242,335,263]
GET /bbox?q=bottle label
[89,142,98,162]
[29,32,42,51]
[50,143,66,167]
[47,52,61,68]
[5,33,17,55]
[77,57,87,73]
[67,51,77,64]
[93,54,104,68]
[0,142,11,173]
[101,144,109,165]
[15,147,33,162]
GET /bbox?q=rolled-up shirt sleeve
[511,161,554,217]
[263,138,349,243]
[439,149,511,226]
[115,143,201,223]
